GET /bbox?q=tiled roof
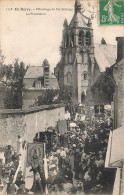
[24,66,56,79]
[69,12,88,28]
[94,43,117,72]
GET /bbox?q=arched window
[78,31,84,46]
[86,31,91,45]
[66,35,69,47]
[66,72,72,84]
[64,34,69,48]
[69,53,72,63]
[84,72,88,80]
[70,33,74,47]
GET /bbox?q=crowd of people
[0,106,116,195]
[0,140,30,194]
[46,115,115,194]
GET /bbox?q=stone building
[22,62,59,108]
[54,0,117,104]
[105,37,124,195]
[112,37,124,128]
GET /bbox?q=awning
[105,126,124,168]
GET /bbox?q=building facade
[62,0,95,103]
[113,37,124,128]
[22,62,59,108]
[105,37,124,195]
[54,0,117,104]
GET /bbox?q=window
[64,34,69,48]
[70,33,74,47]
[69,53,72,63]
[67,72,72,84]
[65,34,69,47]
[78,31,84,46]
[35,81,41,88]
[44,67,49,72]
[86,31,91,45]
[84,72,88,80]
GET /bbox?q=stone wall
[113,59,124,128]
[0,104,65,150]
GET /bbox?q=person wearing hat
[17,136,22,156]
[4,145,13,164]
[59,147,66,170]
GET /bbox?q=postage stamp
[99,0,124,25]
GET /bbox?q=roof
[94,43,117,72]
[24,66,56,79]
[112,58,124,68]
[69,12,88,28]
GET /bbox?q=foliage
[58,86,72,104]
[0,52,28,109]
[91,70,116,104]
[37,85,72,106]
[42,59,50,67]
[37,89,59,105]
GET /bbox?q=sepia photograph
[0,0,124,194]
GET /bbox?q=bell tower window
[86,31,91,45]
[84,72,88,80]
[69,53,72,63]
[64,34,69,48]
[78,31,84,46]
[66,35,69,47]
[70,33,74,47]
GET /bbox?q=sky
[0,0,124,71]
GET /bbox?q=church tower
[62,0,95,103]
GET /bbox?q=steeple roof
[69,0,88,28]
[69,13,88,28]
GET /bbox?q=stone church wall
[0,105,65,150]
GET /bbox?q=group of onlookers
[46,117,114,194]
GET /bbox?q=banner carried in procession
[27,143,44,168]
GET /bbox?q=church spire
[63,18,68,28]
[75,0,82,14]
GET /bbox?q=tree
[42,59,50,67]
[37,89,59,105]
[0,57,28,109]
[58,87,72,104]
[91,69,116,104]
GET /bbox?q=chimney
[116,37,124,62]
[42,59,50,88]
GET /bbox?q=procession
[0,104,116,195]
[0,0,124,194]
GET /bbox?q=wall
[0,104,65,150]
[22,89,43,108]
[113,59,124,128]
